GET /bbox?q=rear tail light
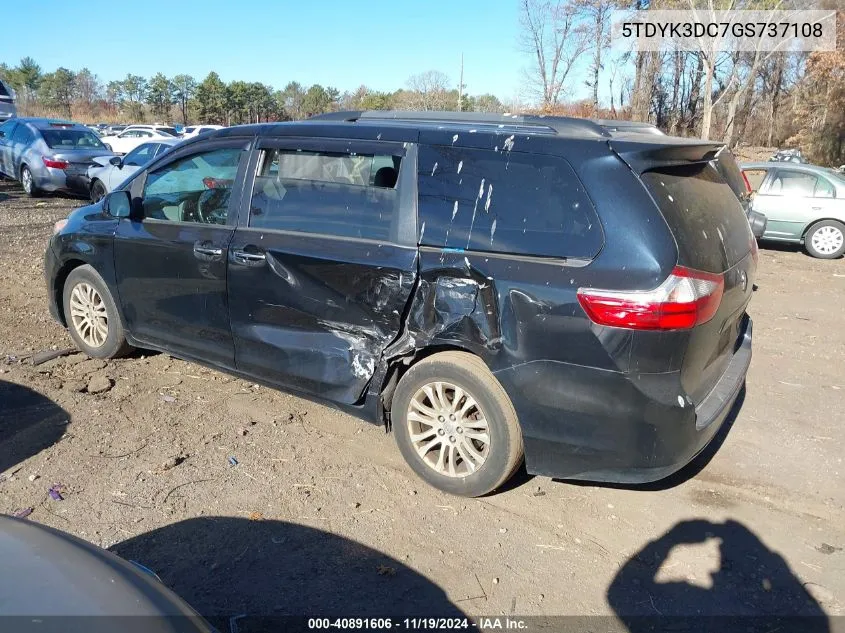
[577,266,724,331]
[42,156,69,170]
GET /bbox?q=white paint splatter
[464,256,471,269]
[452,134,459,144]
[490,219,497,244]
[351,355,376,380]
[667,195,674,202]
[494,146,499,152]
[457,160,463,174]
[478,178,486,199]
[431,162,438,176]
[469,129,477,133]
[377,133,382,140]
[452,200,459,220]
[677,395,685,407]
[419,221,425,240]
[717,227,724,242]
[702,231,708,239]
[484,184,493,212]
[503,135,515,151]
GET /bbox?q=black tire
[90,179,106,203]
[804,220,845,259]
[20,164,41,198]
[392,351,523,497]
[62,264,133,359]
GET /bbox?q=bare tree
[579,0,616,113]
[519,0,591,109]
[404,70,452,110]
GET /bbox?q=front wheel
[90,179,107,203]
[392,351,524,497]
[805,220,845,259]
[62,265,133,359]
[20,165,40,198]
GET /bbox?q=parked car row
[0,117,228,200]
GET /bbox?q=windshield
[158,127,178,137]
[41,129,106,149]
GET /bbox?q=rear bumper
[497,317,752,484]
[34,166,91,195]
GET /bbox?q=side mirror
[103,190,131,218]
[109,156,122,168]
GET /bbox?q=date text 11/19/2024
[307,617,530,630]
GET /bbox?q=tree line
[519,0,845,166]
[0,59,507,126]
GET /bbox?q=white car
[180,125,224,140]
[87,138,181,201]
[100,125,178,155]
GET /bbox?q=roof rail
[308,110,612,138]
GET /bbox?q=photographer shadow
[607,519,830,633]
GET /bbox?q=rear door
[227,137,417,404]
[113,138,251,367]
[756,168,836,239]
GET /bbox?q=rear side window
[743,169,768,191]
[249,148,402,241]
[642,163,751,273]
[10,124,34,145]
[417,146,602,259]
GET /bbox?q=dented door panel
[228,229,417,404]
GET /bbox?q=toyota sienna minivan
[44,111,756,497]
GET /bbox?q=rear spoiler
[609,137,725,173]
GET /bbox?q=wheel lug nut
[437,429,445,436]
[449,414,456,421]
[457,427,463,434]
[438,416,445,422]
[449,436,455,443]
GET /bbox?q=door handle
[231,248,266,266]
[811,206,822,211]
[193,241,223,259]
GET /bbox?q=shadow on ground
[0,379,69,474]
[607,518,830,633]
[110,516,464,629]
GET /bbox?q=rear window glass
[158,127,177,137]
[40,129,105,149]
[417,146,602,259]
[642,163,751,273]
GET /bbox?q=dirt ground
[1,179,844,629]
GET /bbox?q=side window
[417,146,602,259]
[743,169,768,192]
[815,177,835,198]
[249,147,402,241]
[768,170,816,197]
[10,124,33,145]
[124,144,155,167]
[142,147,243,225]
[141,131,153,138]
[0,121,17,138]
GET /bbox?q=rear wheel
[90,179,106,203]
[392,351,523,497]
[62,265,133,359]
[805,220,845,259]
[20,165,40,198]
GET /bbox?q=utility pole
[458,53,464,112]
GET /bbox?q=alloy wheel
[69,282,109,348]
[406,381,491,477]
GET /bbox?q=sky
[0,0,541,103]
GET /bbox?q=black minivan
[44,111,756,497]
